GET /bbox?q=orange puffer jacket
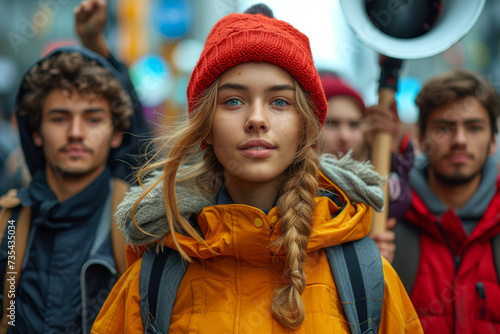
[91,172,422,333]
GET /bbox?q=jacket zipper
[476,282,486,320]
[436,221,461,272]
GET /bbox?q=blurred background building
[0,0,499,187]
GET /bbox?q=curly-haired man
[0,1,149,333]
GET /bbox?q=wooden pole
[370,57,403,235]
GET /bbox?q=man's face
[321,96,366,160]
[33,89,123,179]
[421,96,497,185]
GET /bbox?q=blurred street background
[0,0,499,168]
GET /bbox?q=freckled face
[207,62,304,188]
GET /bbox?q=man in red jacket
[393,68,500,334]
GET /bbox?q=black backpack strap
[325,236,384,334]
[492,233,500,286]
[393,222,420,295]
[140,248,187,334]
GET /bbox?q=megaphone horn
[338,0,486,235]
[339,0,486,60]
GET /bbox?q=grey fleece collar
[410,155,498,220]
[115,153,385,246]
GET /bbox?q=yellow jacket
[92,171,422,333]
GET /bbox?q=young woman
[91,5,422,333]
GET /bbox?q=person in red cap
[91,4,422,333]
[319,72,415,263]
[320,73,369,161]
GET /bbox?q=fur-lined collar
[115,153,385,245]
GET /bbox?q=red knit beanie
[321,74,366,114]
[186,12,327,125]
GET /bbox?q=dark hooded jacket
[0,46,149,334]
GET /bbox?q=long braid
[271,148,319,329]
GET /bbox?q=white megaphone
[338,0,486,234]
[339,0,486,60]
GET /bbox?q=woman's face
[207,62,304,191]
[321,96,366,160]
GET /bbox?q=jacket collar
[407,155,500,238]
[409,155,498,220]
[406,174,500,248]
[162,193,371,261]
[116,153,384,248]
[17,168,110,229]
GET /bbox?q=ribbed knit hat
[321,74,366,114]
[186,11,327,125]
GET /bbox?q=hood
[410,155,497,219]
[115,152,385,248]
[14,46,150,180]
[405,155,500,243]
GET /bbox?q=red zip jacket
[400,177,500,333]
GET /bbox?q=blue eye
[272,99,288,107]
[226,99,242,106]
